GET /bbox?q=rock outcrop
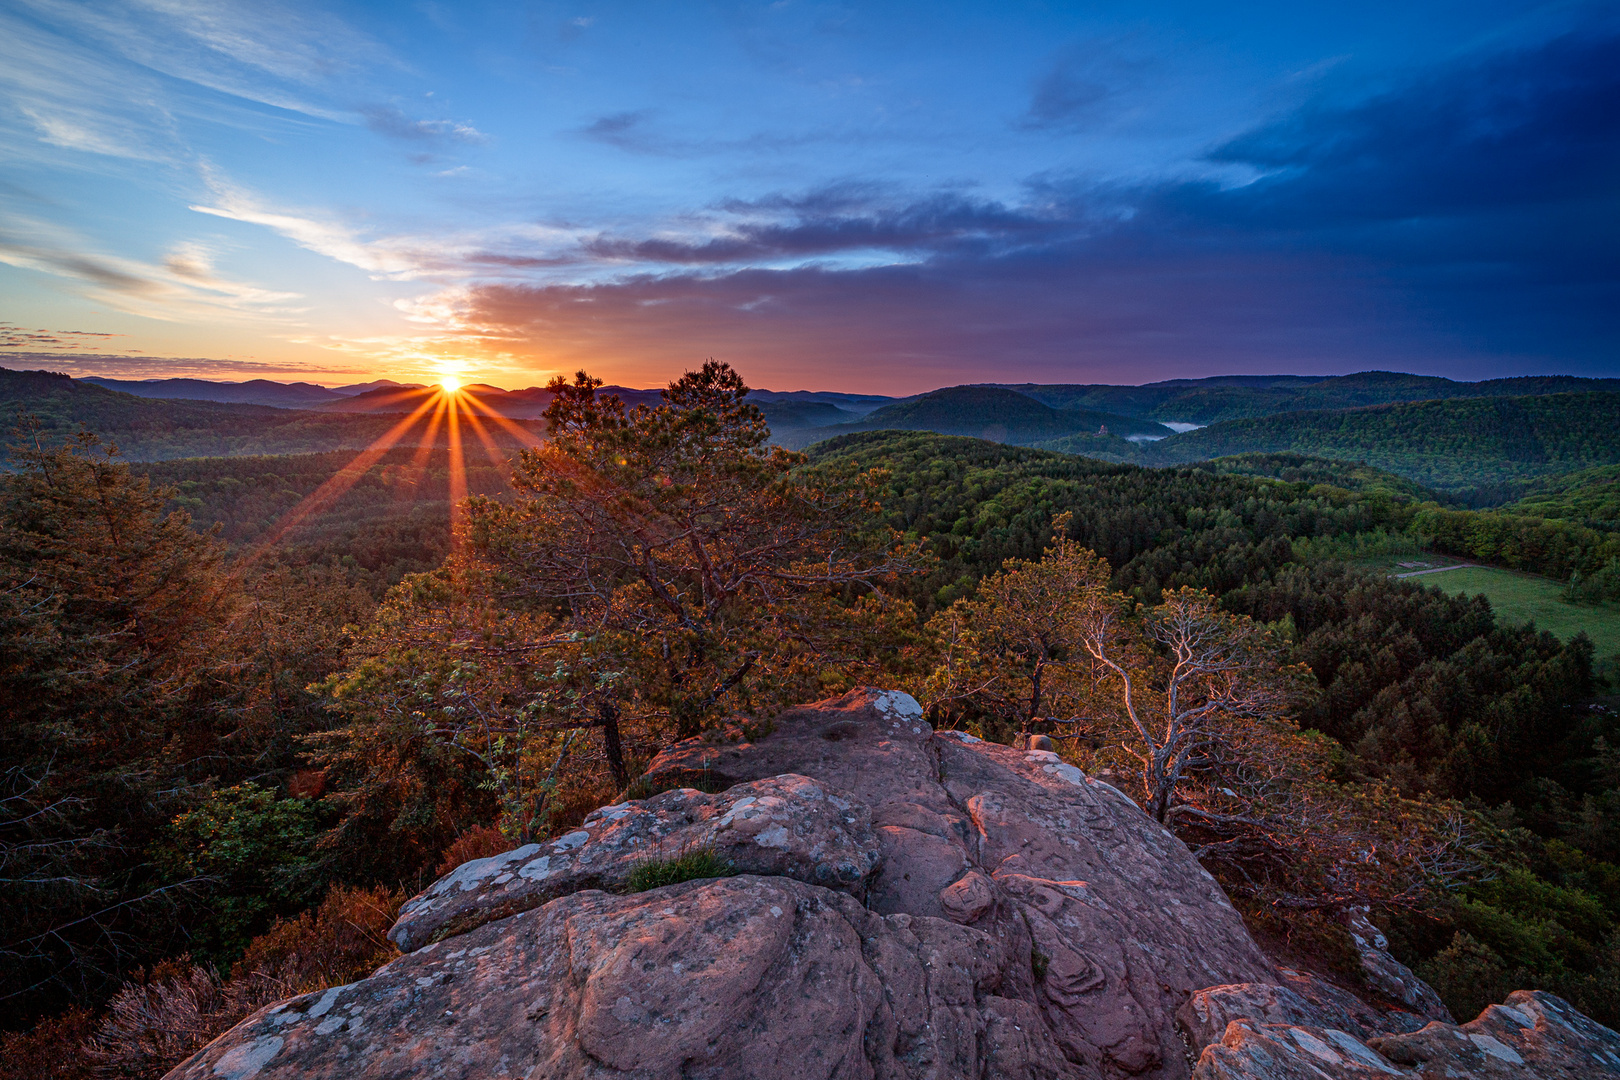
[1191,991,1620,1078]
[389,773,881,952]
[166,688,1620,1080]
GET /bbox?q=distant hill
[775,386,1169,450]
[1133,391,1620,496]
[995,371,1620,425]
[82,376,347,407]
[0,368,536,461]
[1499,464,1620,531]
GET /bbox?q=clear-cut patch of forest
[3,362,1620,1077]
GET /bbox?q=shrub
[624,846,735,893]
[0,1007,96,1080]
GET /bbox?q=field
[1423,565,1620,661]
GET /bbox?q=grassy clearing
[1422,566,1620,662]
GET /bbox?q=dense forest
[4,368,1620,1077]
[1132,391,1620,496]
[1001,371,1620,425]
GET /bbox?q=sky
[0,1,1616,394]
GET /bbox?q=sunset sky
[1,1,1616,394]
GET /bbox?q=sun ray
[445,390,468,550]
[397,395,449,503]
[458,404,509,473]
[234,395,440,573]
[461,392,544,448]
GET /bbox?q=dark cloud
[461,26,1620,384]
[583,191,1059,265]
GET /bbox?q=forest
[3,365,1620,1077]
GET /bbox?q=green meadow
[1423,565,1620,662]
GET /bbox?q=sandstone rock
[1367,990,1620,1078]
[1179,974,1426,1052]
[1274,970,1428,1038]
[168,875,1079,1080]
[1192,1019,1411,1078]
[1338,911,1451,1025]
[642,688,1277,1078]
[388,773,880,951]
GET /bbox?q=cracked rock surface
[166,688,1620,1080]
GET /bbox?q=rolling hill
[81,376,348,407]
[1132,391,1620,495]
[0,368,537,461]
[994,371,1620,426]
[774,386,1169,450]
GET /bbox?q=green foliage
[136,448,512,596]
[155,785,324,964]
[1414,504,1620,589]
[624,846,736,893]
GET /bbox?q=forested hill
[1501,463,1620,531]
[0,368,539,460]
[774,385,1168,450]
[997,371,1620,425]
[1133,391,1620,496]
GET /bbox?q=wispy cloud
[0,346,373,380]
[0,213,304,323]
[361,105,486,144]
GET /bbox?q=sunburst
[236,375,543,575]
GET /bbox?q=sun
[438,374,462,394]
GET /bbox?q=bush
[624,847,735,893]
[0,1007,96,1080]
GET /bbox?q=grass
[623,846,736,893]
[1422,566,1620,662]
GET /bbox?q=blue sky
[0,0,1615,392]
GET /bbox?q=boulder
[389,773,880,951]
[1190,991,1620,1078]
[642,687,1277,1077]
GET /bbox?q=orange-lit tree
[320,361,925,850]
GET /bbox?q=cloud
[0,349,372,380]
[1018,41,1151,132]
[360,105,487,144]
[393,25,1620,385]
[579,110,661,152]
[0,215,304,323]
[0,322,122,349]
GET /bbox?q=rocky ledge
[166,688,1620,1079]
